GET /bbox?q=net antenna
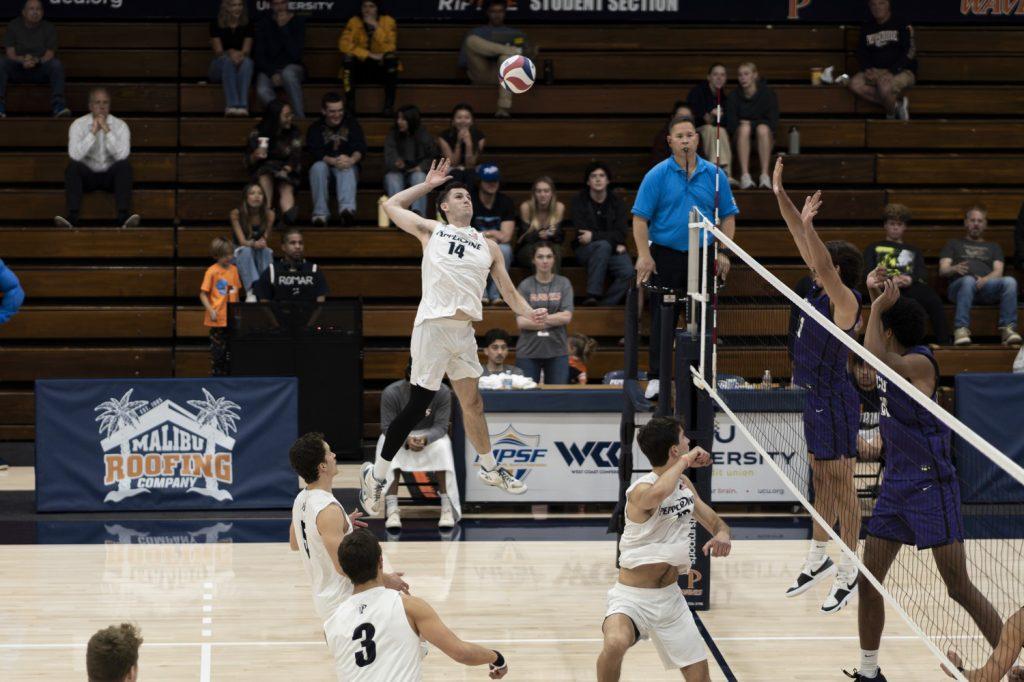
[689,220,1024,680]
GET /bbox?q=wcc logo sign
[96,388,240,504]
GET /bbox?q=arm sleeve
[422,387,451,444]
[105,118,131,161]
[684,85,704,122]
[305,124,325,161]
[856,25,870,69]
[286,17,305,64]
[200,267,215,294]
[379,384,401,434]
[912,247,928,283]
[315,267,329,297]
[724,91,739,137]
[68,118,96,161]
[570,193,593,231]
[593,194,628,245]
[560,276,575,312]
[45,22,58,51]
[862,245,878,273]
[252,20,270,74]
[1014,203,1024,270]
[252,268,271,298]
[383,131,398,170]
[338,18,368,59]
[895,24,916,72]
[0,262,25,325]
[378,16,398,54]
[349,119,368,155]
[991,242,1005,264]
[3,21,15,50]
[766,87,780,131]
[939,240,956,261]
[631,169,659,220]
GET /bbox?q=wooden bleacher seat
[4,83,177,115]
[0,306,174,339]
[876,154,1024,185]
[885,189,1024,221]
[866,120,1024,149]
[0,190,175,222]
[1,118,178,148]
[0,23,178,49]
[1,152,176,184]
[0,227,174,258]
[55,49,179,79]
[14,266,175,298]
[0,347,173,381]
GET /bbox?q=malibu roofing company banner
[31,0,1024,23]
[35,377,299,512]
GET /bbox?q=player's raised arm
[403,594,509,678]
[383,158,451,241]
[864,279,937,393]
[682,476,732,558]
[488,239,547,324]
[794,187,860,329]
[772,157,815,267]
[629,446,710,513]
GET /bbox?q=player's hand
[895,274,912,288]
[208,310,218,322]
[801,190,823,227]
[772,156,785,194]
[348,510,369,529]
[424,158,453,189]
[941,649,963,678]
[953,261,970,276]
[716,252,731,282]
[703,531,732,557]
[871,278,900,312]
[685,447,711,469]
[271,72,283,87]
[529,307,548,326]
[384,571,410,594]
[635,253,656,286]
[577,229,593,245]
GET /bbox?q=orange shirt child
[200,261,241,328]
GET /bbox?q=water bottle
[788,126,801,155]
[761,369,772,389]
[501,373,514,390]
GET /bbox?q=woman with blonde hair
[231,183,276,300]
[208,0,254,115]
[515,176,565,269]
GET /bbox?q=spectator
[2,0,69,118]
[515,243,574,384]
[570,161,634,306]
[568,332,597,385]
[649,101,693,170]
[200,237,241,376]
[230,183,275,301]
[458,0,536,118]
[862,203,950,344]
[515,175,564,269]
[246,100,301,224]
[686,63,735,184]
[209,0,254,116]
[54,88,138,229]
[633,115,739,399]
[254,227,328,303]
[383,104,436,217]
[339,0,399,116]
[726,61,778,190]
[850,355,882,461]
[470,163,515,304]
[379,359,459,531]
[436,102,486,186]
[938,206,1021,346]
[480,327,523,376]
[306,91,366,227]
[86,623,142,682]
[0,257,23,471]
[850,0,916,121]
[254,0,305,119]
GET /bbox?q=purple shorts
[802,391,858,460]
[868,477,965,550]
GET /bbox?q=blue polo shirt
[632,155,739,252]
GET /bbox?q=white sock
[478,451,497,470]
[839,551,858,577]
[372,456,390,483]
[859,649,879,678]
[385,495,398,515]
[808,540,828,562]
[440,494,452,512]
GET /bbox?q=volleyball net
[686,205,1024,679]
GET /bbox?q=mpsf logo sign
[482,425,546,481]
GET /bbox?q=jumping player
[360,158,547,514]
[326,529,510,681]
[288,432,409,623]
[845,279,1002,681]
[597,416,731,682]
[774,159,865,613]
[944,606,1024,681]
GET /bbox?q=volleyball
[499,55,536,94]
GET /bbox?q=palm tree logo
[186,389,241,501]
[95,390,152,502]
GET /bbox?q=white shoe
[245,292,256,303]
[644,378,660,400]
[785,555,835,598]
[359,462,386,516]
[821,570,859,614]
[121,214,141,228]
[438,505,455,529]
[478,466,527,494]
[739,173,755,189]
[385,507,401,531]
[896,96,910,121]
[759,173,772,189]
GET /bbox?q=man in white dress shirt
[55,87,139,229]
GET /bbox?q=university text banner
[35,377,299,512]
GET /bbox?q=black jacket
[253,14,305,76]
[570,189,629,247]
[305,114,367,162]
[856,17,917,74]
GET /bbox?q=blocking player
[360,158,547,514]
[597,416,731,682]
[944,606,1024,681]
[774,159,865,613]
[844,279,1002,681]
[326,528,509,681]
[289,432,409,623]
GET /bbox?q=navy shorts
[868,477,965,550]
[802,391,858,460]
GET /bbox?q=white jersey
[291,488,353,622]
[325,586,423,682]
[414,223,493,326]
[618,472,696,571]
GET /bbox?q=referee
[632,115,739,399]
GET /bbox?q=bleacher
[1,21,1022,442]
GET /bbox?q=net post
[686,208,700,335]
[610,284,644,555]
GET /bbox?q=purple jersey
[792,284,861,395]
[877,345,954,482]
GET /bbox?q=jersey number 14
[447,241,465,259]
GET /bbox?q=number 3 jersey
[325,586,423,682]
[414,224,493,327]
[291,488,354,622]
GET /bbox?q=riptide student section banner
[33,0,1024,23]
[35,377,299,512]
